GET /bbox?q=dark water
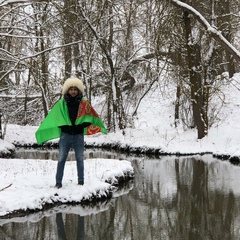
[1,151,240,240]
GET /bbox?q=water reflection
[1,153,240,240]
[14,148,122,161]
[56,213,84,240]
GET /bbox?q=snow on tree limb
[170,0,240,61]
[0,0,42,7]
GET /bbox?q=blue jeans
[56,132,84,184]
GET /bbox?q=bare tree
[170,0,240,61]
[169,0,240,138]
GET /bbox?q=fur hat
[62,77,85,95]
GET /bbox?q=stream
[1,150,240,240]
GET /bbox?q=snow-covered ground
[0,158,133,219]
[1,72,240,219]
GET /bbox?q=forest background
[0,0,240,140]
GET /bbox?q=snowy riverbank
[0,158,134,219]
[3,74,240,159]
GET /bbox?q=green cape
[35,98,107,144]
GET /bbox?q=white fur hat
[62,77,85,95]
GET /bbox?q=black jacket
[59,93,91,134]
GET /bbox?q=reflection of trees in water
[98,158,240,240]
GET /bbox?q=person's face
[68,87,79,97]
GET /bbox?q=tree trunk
[175,84,181,127]
[63,0,76,79]
[183,11,206,139]
[40,23,49,117]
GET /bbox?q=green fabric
[35,98,107,144]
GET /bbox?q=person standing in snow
[35,77,107,189]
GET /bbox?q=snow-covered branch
[130,53,156,64]
[0,94,42,99]
[0,0,42,7]
[170,0,240,61]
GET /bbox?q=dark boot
[55,183,62,189]
[78,180,84,185]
